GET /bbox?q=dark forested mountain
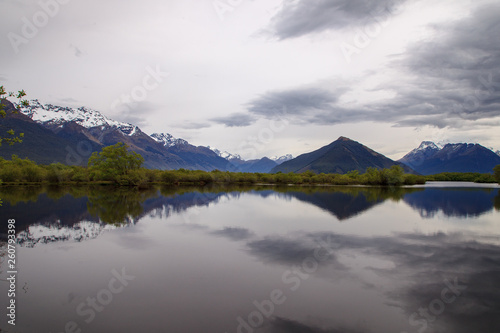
[399,141,500,175]
[271,136,414,174]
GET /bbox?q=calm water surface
[1,182,499,333]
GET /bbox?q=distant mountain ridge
[272,136,416,174]
[399,141,500,175]
[4,99,499,174]
[4,99,280,172]
[208,147,292,172]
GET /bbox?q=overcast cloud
[1,0,499,159]
[265,0,408,39]
[246,3,500,130]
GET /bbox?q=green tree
[0,86,28,146]
[494,165,500,184]
[380,165,405,186]
[88,142,144,182]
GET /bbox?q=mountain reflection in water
[1,184,499,245]
[0,183,499,332]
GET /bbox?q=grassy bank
[425,172,497,183]
[0,156,425,187]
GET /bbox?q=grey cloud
[212,227,254,241]
[247,87,345,117]
[382,3,500,126]
[246,236,343,270]
[266,0,406,40]
[267,317,363,333]
[247,4,500,129]
[245,231,500,333]
[175,121,212,130]
[247,237,319,265]
[245,86,371,125]
[111,101,157,127]
[210,112,256,127]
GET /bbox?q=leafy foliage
[88,142,144,183]
[0,152,428,186]
[0,86,28,146]
[425,172,497,183]
[494,165,500,184]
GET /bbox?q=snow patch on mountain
[415,141,440,152]
[18,99,140,136]
[151,133,188,147]
[271,154,293,164]
[208,147,242,161]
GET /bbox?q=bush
[494,165,500,184]
[161,171,179,184]
[0,165,23,182]
[117,170,148,186]
[403,174,426,185]
[144,169,160,183]
[23,165,44,182]
[71,167,90,183]
[196,172,213,184]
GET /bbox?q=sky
[1,0,500,160]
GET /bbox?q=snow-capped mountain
[208,147,242,161]
[271,154,293,164]
[399,141,500,175]
[151,133,188,147]
[18,99,140,136]
[417,141,440,151]
[398,141,442,170]
[496,150,500,157]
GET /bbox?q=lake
[1,182,500,333]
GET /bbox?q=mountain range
[0,99,290,172]
[398,141,500,175]
[1,99,499,174]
